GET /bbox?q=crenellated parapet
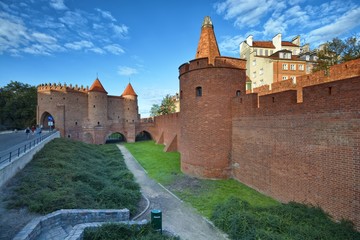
[179,56,246,76]
[252,58,360,97]
[37,83,89,93]
[233,75,360,118]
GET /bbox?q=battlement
[37,83,89,93]
[179,56,246,76]
[233,76,360,117]
[253,58,360,97]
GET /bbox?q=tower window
[196,86,202,97]
[236,90,241,96]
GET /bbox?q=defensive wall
[232,75,360,229]
[253,58,360,102]
[143,59,360,229]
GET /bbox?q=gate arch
[135,131,152,141]
[40,111,55,130]
[106,132,126,143]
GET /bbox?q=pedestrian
[25,127,30,139]
[31,125,35,135]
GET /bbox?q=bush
[211,197,360,240]
[83,223,179,240]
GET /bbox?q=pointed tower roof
[89,78,108,93]
[195,16,220,64]
[121,83,137,96]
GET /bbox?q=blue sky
[1,0,359,117]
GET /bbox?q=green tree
[313,36,360,72]
[0,81,37,130]
[150,94,176,116]
[150,104,160,117]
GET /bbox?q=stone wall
[13,209,131,240]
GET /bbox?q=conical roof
[195,16,220,64]
[121,83,137,96]
[89,78,108,93]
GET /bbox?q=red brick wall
[232,76,360,229]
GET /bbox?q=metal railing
[0,131,57,168]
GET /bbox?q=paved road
[117,145,229,240]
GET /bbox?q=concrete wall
[0,131,60,188]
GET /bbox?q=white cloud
[59,11,88,28]
[65,40,94,50]
[214,0,286,28]
[23,44,51,55]
[95,8,116,21]
[50,0,67,10]
[89,47,105,54]
[32,32,57,44]
[305,7,360,45]
[0,16,29,53]
[117,66,138,76]
[111,23,129,38]
[104,44,125,55]
[218,35,244,56]
[262,15,287,37]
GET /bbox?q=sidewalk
[117,145,229,240]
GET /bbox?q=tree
[150,94,177,116]
[0,81,37,130]
[313,36,360,72]
[150,104,160,117]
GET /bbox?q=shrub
[211,198,360,240]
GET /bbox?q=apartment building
[240,34,315,89]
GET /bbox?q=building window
[254,49,257,55]
[252,71,256,79]
[259,68,264,75]
[259,49,263,55]
[290,76,296,83]
[236,90,241,96]
[282,64,288,70]
[265,50,268,56]
[252,60,256,66]
[270,50,273,55]
[279,52,284,58]
[298,64,304,70]
[282,76,288,80]
[290,64,296,70]
[196,86,202,97]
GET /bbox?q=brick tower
[178,16,247,179]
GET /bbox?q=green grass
[124,141,181,185]
[6,138,141,214]
[83,223,179,240]
[125,140,360,240]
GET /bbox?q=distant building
[240,34,317,89]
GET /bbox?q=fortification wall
[253,58,360,102]
[153,113,180,152]
[231,76,360,229]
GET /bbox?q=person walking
[25,127,30,139]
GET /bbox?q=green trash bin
[151,209,162,233]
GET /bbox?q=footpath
[117,145,229,240]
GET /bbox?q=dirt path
[117,145,229,240]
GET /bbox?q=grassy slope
[6,138,141,214]
[125,141,360,240]
[125,141,277,218]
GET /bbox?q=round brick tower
[88,78,108,127]
[179,16,247,179]
[121,83,139,124]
